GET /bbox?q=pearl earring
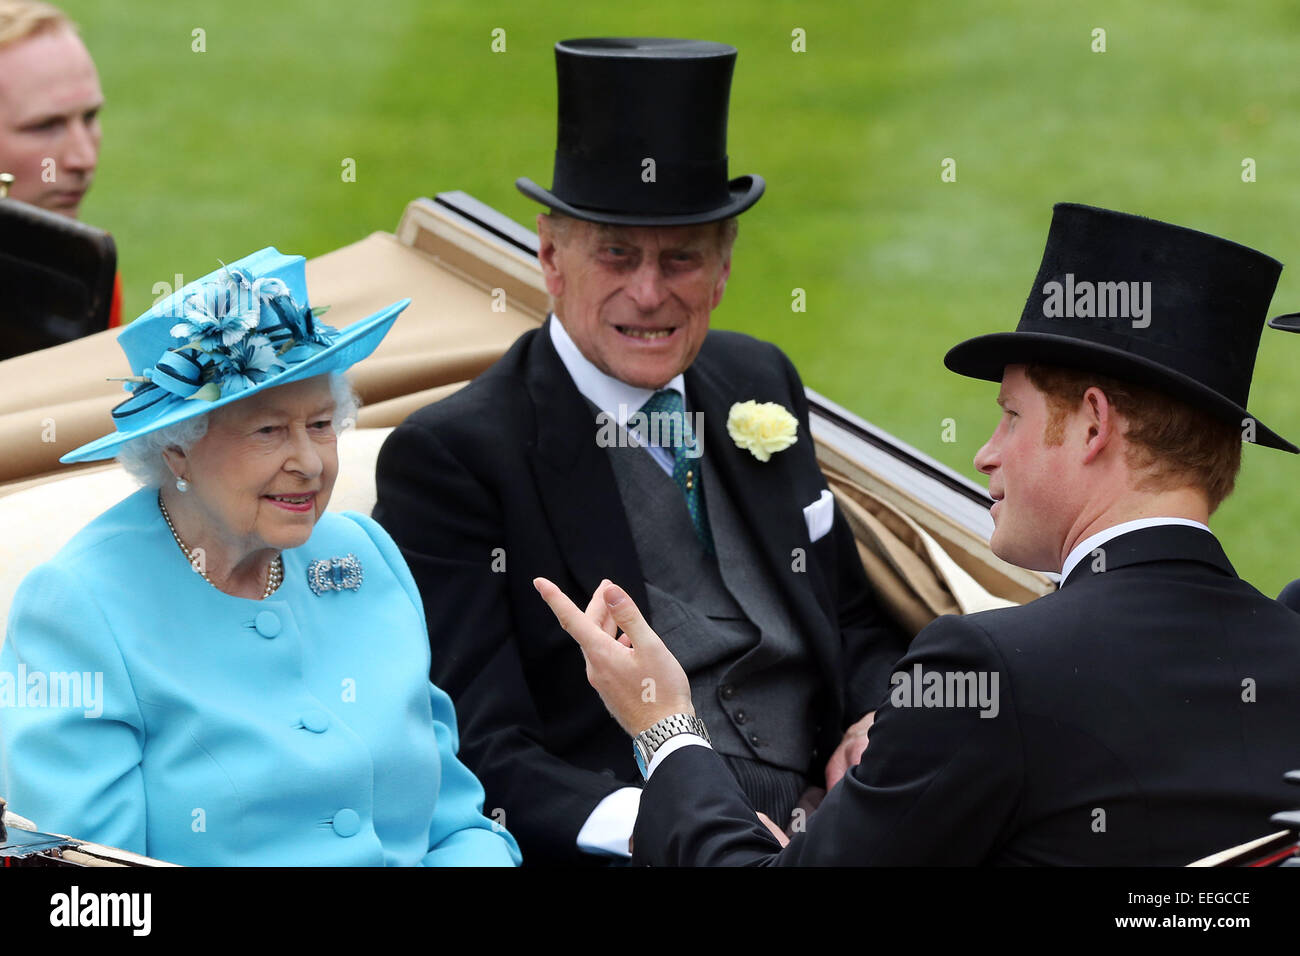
[175,477,190,493]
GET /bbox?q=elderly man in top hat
[373,37,906,864]
[538,203,1300,865]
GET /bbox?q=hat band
[109,349,212,424]
[110,382,172,424]
[550,152,732,214]
[1015,318,1254,407]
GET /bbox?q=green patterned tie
[637,388,714,554]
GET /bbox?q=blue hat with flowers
[61,247,409,463]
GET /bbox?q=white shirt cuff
[576,786,642,858]
[645,733,711,779]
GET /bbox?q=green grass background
[63,0,1300,594]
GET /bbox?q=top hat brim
[60,298,411,464]
[1268,312,1300,332]
[515,174,764,226]
[944,330,1298,454]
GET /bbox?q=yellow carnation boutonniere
[727,400,798,462]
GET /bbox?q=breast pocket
[803,488,835,543]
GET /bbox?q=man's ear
[537,214,565,300]
[1080,386,1117,465]
[710,251,733,310]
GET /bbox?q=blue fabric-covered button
[254,611,281,638]
[333,808,361,837]
[301,710,330,734]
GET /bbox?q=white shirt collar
[1059,516,1212,585]
[548,314,687,425]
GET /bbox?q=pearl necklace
[158,492,283,599]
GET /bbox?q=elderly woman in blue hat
[0,249,521,866]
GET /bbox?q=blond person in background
[0,0,121,325]
[0,1,101,217]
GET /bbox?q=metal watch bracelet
[633,713,710,777]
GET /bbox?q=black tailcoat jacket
[632,524,1300,865]
[373,320,906,864]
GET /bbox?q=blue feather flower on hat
[169,273,260,350]
[209,333,287,395]
[127,265,339,406]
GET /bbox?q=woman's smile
[264,491,317,513]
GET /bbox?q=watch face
[633,739,650,778]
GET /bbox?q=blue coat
[0,486,521,867]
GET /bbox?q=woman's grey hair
[117,371,361,488]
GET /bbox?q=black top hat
[945,203,1295,453]
[516,37,764,226]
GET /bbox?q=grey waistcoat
[604,435,819,776]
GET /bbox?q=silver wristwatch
[633,713,710,778]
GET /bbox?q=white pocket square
[803,488,835,542]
